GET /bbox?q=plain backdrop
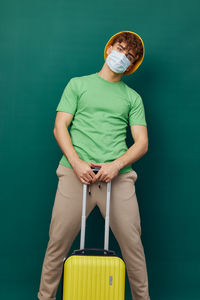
[0,0,200,299]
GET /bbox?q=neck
[97,62,123,83]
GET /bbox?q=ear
[126,61,134,72]
[106,44,113,56]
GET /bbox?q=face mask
[106,49,131,74]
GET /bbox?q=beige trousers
[37,163,150,300]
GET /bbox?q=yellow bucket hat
[104,30,145,75]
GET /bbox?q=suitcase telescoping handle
[73,248,115,256]
[80,167,111,252]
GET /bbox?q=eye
[127,55,134,62]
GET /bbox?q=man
[37,30,151,300]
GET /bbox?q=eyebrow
[117,43,135,59]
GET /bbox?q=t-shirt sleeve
[56,78,78,115]
[129,94,147,126]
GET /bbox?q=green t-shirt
[56,72,147,174]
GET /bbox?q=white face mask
[106,49,131,74]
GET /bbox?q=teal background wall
[1,0,200,299]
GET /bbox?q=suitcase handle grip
[73,248,116,256]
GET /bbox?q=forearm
[113,141,148,171]
[53,125,81,167]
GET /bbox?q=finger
[101,174,107,181]
[91,163,102,167]
[81,171,92,182]
[88,162,95,167]
[99,171,108,181]
[86,169,95,181]
[81,177,90,185]
[90,173,96,182]
[89,170,96,180]
[85,173,93,182]
[96,171,104,181]
[92,176,97,183]
[95,170,102,181]
[105,177,111,182]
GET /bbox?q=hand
[90,161,121,183]
[72,159,96,185]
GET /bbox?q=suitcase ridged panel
[63,255,125,300]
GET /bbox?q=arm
[113,124,148,170]
[53,111,81,167]
[53,111,96,184]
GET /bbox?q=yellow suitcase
[61,167,126,300]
